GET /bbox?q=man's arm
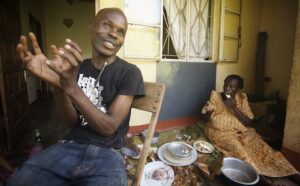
[52,87,78,127]
[66,85,133,136]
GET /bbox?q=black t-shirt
[65,57,144,148]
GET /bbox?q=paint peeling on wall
[158,63,179,87]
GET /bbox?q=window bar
[160,0,164,59]
[207,0,212,60]
[186,0,191,61]
[127,22,160,28]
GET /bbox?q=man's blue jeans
[7,141,127,186]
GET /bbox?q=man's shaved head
[94,8,127,26]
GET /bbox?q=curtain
[164,0,210,60]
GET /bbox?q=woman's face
[223,78,240,97]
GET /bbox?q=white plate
[158,142,197,166]
[141,161,174,186]
[193,140,215,154]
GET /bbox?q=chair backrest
[131,82,165,186]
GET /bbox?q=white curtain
[164,0,210,60]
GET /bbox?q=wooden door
[0,0,29,152]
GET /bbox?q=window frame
[122,0,163,60]
[218,0,242,63]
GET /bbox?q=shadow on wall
[157,62,216,122]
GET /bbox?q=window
[123,0,214,62]
[162,0,212,61]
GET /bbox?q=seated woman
[201,74,299,180]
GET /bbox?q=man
[7,8,144,186]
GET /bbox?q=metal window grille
[162,0,212,61]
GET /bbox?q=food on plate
[225,94,231,99]
[151,168,168,180]
[142,162,175,185]
[195,143,210,153]
[193,140,214,153]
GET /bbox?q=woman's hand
[221,93,252,126]
[222,93,237,109]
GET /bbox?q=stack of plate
[157,142,197,166]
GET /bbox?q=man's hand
[46,39,83,92]
[16,32,60,86]
[17,33,83,90]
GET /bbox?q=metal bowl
[121,146,140,159]
[141,129,160,144]
[166,142,192,158]
[221,157,259,186]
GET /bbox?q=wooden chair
[131,82,165,186]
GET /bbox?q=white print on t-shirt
[77,74,107,126]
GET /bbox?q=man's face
[91,11,127,57]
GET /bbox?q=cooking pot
[221,157,259,186]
